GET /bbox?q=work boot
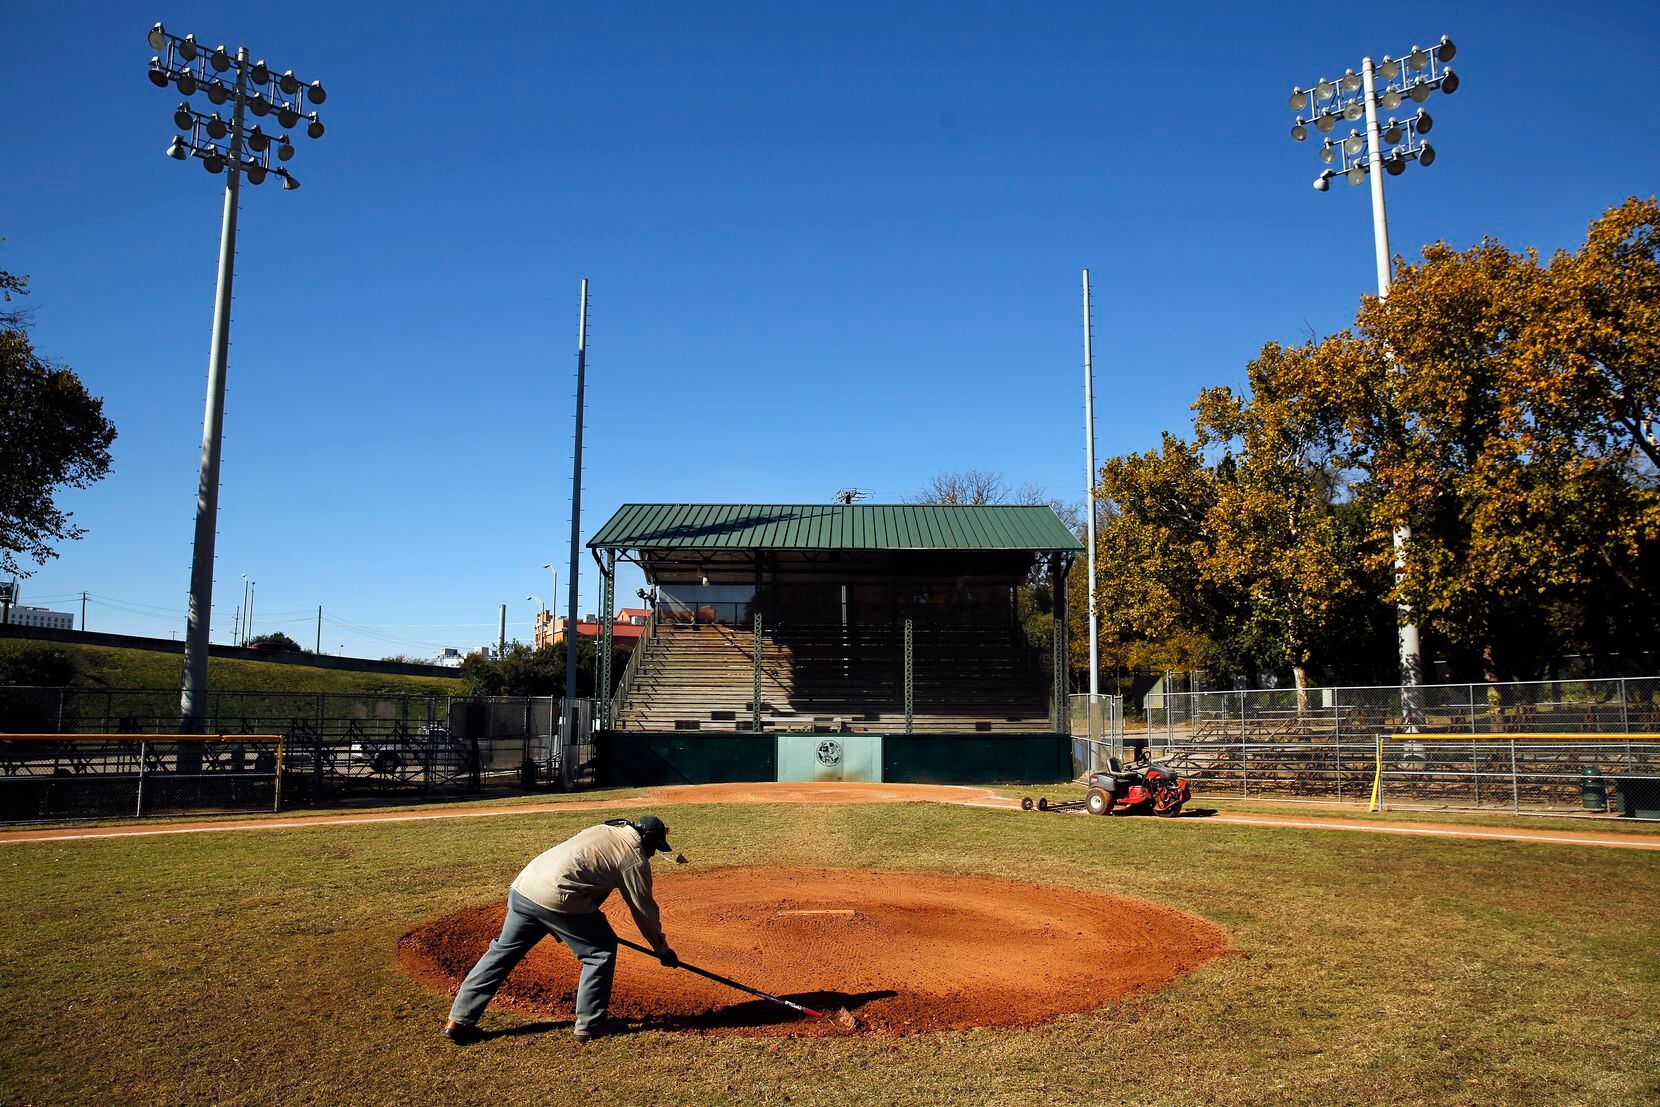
[442,1019,484,1045]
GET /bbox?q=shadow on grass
[486,990,897,1039]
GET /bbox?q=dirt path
[2,781,1656,850]
[398,865,1228,1035]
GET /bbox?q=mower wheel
[1085,787,1114,816]
[1020,797,1034,811]
[1155,802,1184,818]
[1036,797,1049,812]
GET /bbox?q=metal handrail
[609,607,657,727]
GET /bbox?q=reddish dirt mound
[398,866,1227,1036]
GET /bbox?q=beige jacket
[510,822,668,952]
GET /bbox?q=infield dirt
[398,865,1229,1036]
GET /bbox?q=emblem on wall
[816,739,843,767]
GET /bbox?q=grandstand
[587,503,1082,784]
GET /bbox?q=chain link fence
[1140,677,1660,815]
[1067,693,1125,778]
[0,687,599,822]
[0,734,283,821]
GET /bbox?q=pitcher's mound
[399,866,1227,1036]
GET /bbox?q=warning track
[1,781,1655,850]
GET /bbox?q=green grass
[0,639,465,697]
[3,799,1658,1107]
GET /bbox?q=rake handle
[615,936,826,1019]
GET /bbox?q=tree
[246,632,305,653]
[907,468,1008,506]
[0,247,118,579]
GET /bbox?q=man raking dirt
[442,816,681,1044]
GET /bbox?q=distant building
[432,647,466,668]
[5,605,74,631]
[533,607,650,650]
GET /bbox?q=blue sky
[5,1,1657,658]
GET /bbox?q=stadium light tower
[147,21,329,731]
[1286,35,1459,706]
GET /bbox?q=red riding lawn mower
[1021,754,1192,817]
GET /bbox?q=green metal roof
[589,504,1083,553]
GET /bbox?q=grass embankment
[3,800,1657,1106]
[0,639,465,697]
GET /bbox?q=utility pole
[232,605,240,645]
[246,580,255,645]
[81,591,88,632]
[1082,269,1100,711]
[563,279,589,759]
[316,605,322,654]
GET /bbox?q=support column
[753,612,763,732]
[597,551,614,729]
[1052,554,1070,730]
[903,618,914,735]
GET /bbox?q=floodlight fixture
[1283,35,1463,705]
[143,22,331,733]
[306,113,324,139]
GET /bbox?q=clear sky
[5,1,1657,659]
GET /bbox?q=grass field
[4,796,1658,1106]
[0,639,465,697]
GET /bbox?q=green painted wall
[882,734,1070,785]
[601,732,776,786]
[600,731,1068,787]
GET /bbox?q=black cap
[634,815,673,854]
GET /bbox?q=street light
[1284,33,1461,709]
[148,20,330,731]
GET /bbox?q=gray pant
[448,888,618,1032]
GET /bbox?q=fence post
[1240,691,1248,796]
[1510,738,1519,813]
[1619,678,1630,733]
[273,735,285,813]
[135,739,148,818]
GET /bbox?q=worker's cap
[634,815,673,854]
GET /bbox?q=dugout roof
[589,504,1083,554]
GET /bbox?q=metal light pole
[149,21,328,729]
[1287,36,1459,709]
[563,280,590,753]
[239,573,249,645]
[1081,269,1100,711]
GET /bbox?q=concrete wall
[0,623,462,681]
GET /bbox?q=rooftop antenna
[833,488,870,504]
